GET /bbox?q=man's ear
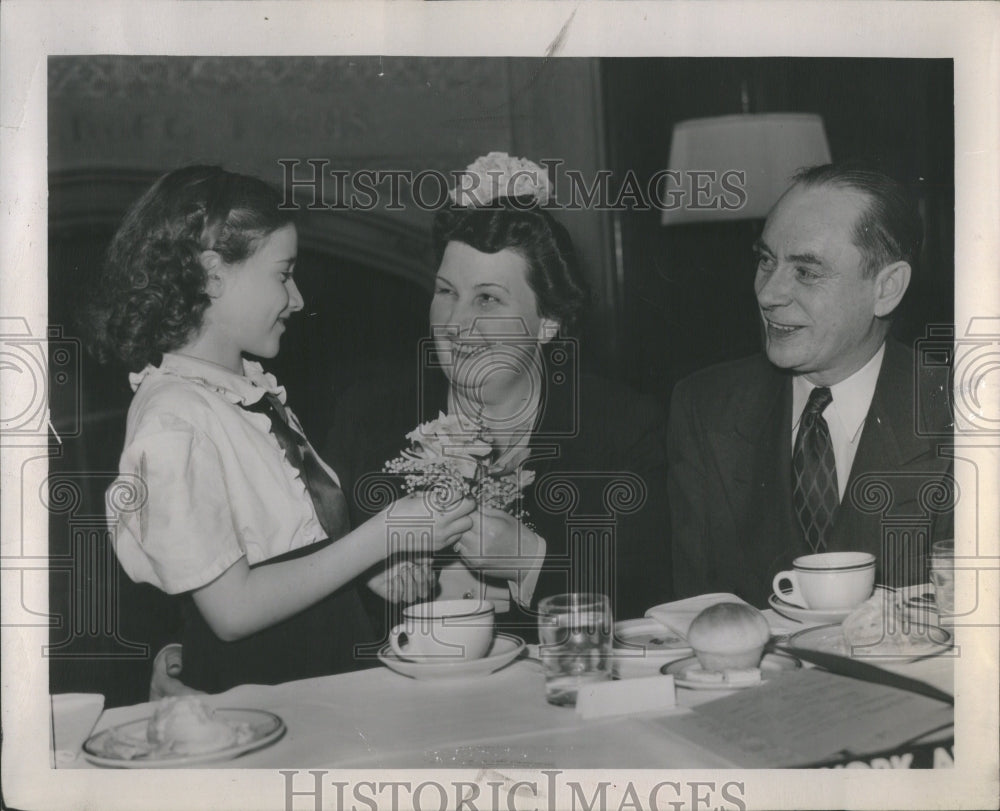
[872,260,911,318]
[539,317,561,343]
[200,251,225,298]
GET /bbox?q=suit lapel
[745,374,804,572]
[828,339,934,553]
[709,367,803,577]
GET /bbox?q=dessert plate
[788,622,952,663]
[662,652,801,690]
[768,585,893,625]
[378,633,525,680]
[82,708,285,768]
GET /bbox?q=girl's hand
[149,644,207,702]
[384,494,475,557]
[367,558,437,603]
[455,507,541,582]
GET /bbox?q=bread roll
[687,602,771,672]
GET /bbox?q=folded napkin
[645,593,750,639]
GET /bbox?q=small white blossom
[450,151,552,207]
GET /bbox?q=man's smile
[764,317,805,337]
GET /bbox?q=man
[668,163,953,607]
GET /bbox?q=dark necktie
[792,386,839,552]
[243,393,351,541]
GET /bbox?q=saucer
[378,633,525,680]
[662,652,801,690]
[768,585,892,625]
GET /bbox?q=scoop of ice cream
[147,696,239,754]
[687,602,771,672]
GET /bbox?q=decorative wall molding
[49,170,433,291]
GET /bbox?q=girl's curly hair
[87,165,294,371]
[432,198,590,334]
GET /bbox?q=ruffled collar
[128,352,287,406]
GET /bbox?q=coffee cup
[389,599,495,662]
[772,552,875,610]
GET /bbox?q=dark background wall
[602,57,954,404]
[47,57,953,703]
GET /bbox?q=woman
[326,153,671,639]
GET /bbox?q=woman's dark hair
[86,165,294,371]
[431,198,590,332]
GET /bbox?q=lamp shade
[660,113,831,225]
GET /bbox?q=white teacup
[772,552,876,610]
[389,599,495,662]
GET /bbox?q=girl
[90,165,473,692]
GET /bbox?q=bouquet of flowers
[384,413,534,519]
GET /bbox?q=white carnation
[450,151,552,207]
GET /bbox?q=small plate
[662,653,801,690]
[378,633,525,680]
[789,622,952,663]
[768,585,893,625]
[82,708,285,768]
[613,618,693,678]
[613,618,691,653]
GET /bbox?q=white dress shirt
[791,343,886,501]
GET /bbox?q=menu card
[652,669,954,768]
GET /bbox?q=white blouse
[107,353,336,594]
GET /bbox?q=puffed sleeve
[108,416,245,594]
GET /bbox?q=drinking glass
[537,593,613,707]
[929,540,955,624]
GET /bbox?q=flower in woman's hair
[450,151,552,208]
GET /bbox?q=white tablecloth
[62,609,954,769]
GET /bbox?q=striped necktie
[243,393,351,541]
[792,386,839,552]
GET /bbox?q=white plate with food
[378,633,525,680]
[662,652,801,690]
[768,585,894,625]
[82,700,285,768]
[788,622,952,663]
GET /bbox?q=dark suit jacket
[324,356,671,639]
[668,339,954,608]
